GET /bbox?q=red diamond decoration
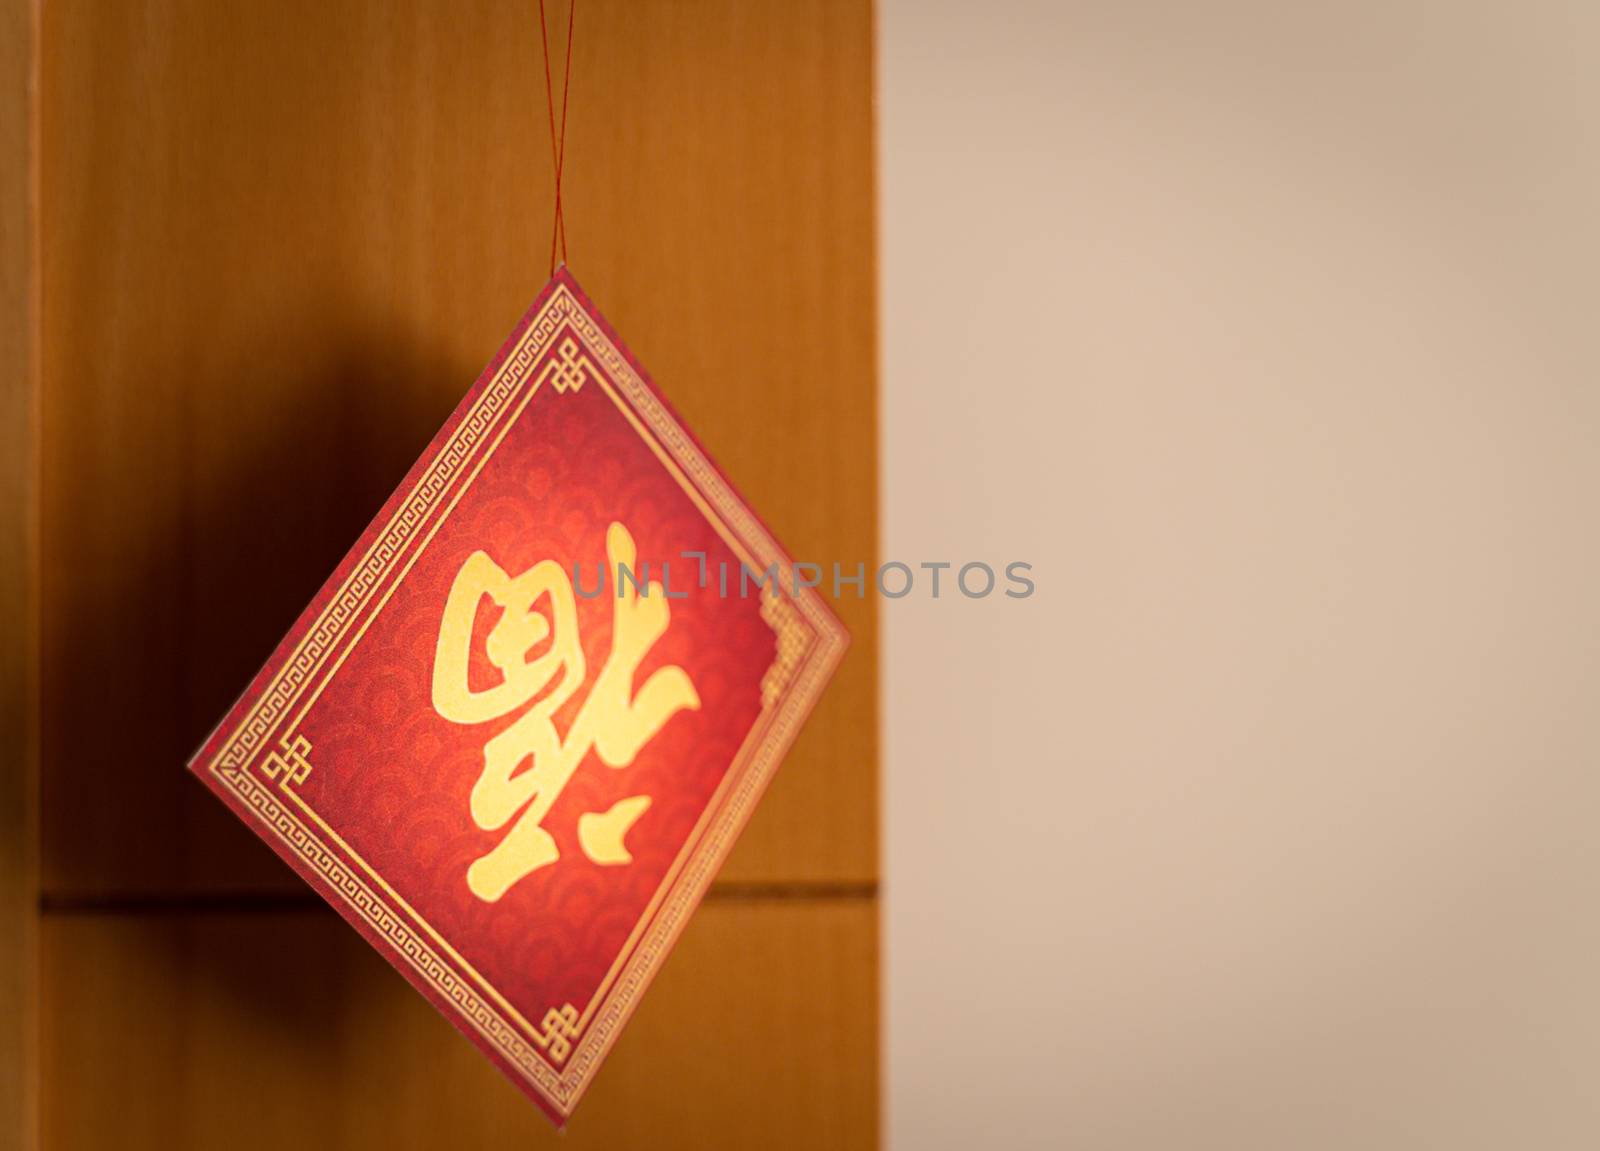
[189,269,848,1125]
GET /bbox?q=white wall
[881,3,1600,1148]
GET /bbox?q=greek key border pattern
[560,619,845,1101]
[549,299,850,1106]
[214,295,570,781]
[231,769,571,1099]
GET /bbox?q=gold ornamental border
[202,282,848,1118]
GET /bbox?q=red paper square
[188,269,847,1124]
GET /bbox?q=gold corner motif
[261,733,313,787]
[539,1003,581,1064]
[538,336,596,395]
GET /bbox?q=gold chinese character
[432,522,700,901]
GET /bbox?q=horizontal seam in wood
[38,881,879,916]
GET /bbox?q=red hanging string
[537,0,576,275]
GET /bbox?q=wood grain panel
[40,899,878,1150]
[38,0,875,895]
[1,0,39,1145]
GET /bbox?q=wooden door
[4,3,877,1147]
